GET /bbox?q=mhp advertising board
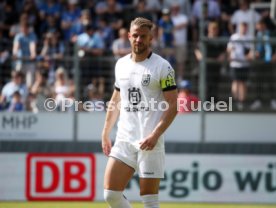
[0,153,275,203]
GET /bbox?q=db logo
[26,153,95,201]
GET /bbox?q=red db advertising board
[26,153,96,201]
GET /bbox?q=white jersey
[227,33,253,68]
[114,52,176,150]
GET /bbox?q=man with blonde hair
[102,17,178,208]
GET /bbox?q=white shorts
[109,141,165,178]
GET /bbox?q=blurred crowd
[0,0,275,112]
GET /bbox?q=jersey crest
[141,74,151,86]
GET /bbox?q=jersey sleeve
[160,61,177,91]
[114,60,120,91]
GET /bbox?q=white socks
[141,194,159,208]
[104,189,159,208]
[104,189,132,208]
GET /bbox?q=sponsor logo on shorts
[143,172,154,175]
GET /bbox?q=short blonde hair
[130,17,154,31]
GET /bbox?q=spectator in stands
[150,23,161,54]
[116,0,133,8]
[219,0,239,37]
[133,0,161,22]
[38,0,61,23]
[61,0,81,42]
[158,8,175,67]
[96,0,124,39]
[0,70,28,110]
[97,17,115,53]
[76,24,105,57]
[76,24,105,97]
[194,21,226,103]
[0,2,18,38]
[163,0,191,17]
[39,14,61,37]
[0,28,10,81]
[9,13,34,39]
[252,0,276,32]
[230,0,261,36]
[12,22,37,89]
[54,67,74,111]
[7,91,24,112]
[192,0,221,20]
[96,0,123,16]
[82,0,97,21]
[22,0,40,35]
[191,0,221,42]
[70,9,94,43]
[30,69,53,112]
[177,80,199,114]
[112,28,131,60]
[128,0,154,23]
[133,0,161,13]
[171,3,189,82]
[250,19,276,110]
[227,22,253,110]
[40,31,65,83]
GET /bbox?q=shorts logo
[141,74,151,86]
[143,172,154,175]
[128,87,141,105]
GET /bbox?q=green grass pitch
[0,202,276,208]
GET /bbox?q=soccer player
[101,17,178,208]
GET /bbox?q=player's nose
[136,36,142,42]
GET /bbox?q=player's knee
[104,189,131,208]
[104,189,122,203]
[141,194,159,208]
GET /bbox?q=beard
[133,44,148,54]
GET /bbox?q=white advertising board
[0,153,275,203]
[77,112,117,140]
[205,114,276,142]
[0,113,73,141]
[0,112,275,142]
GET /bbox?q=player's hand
[102,137,112,156]
[139,134,158,151]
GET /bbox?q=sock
[141,194,159,208]
[104,189,132,208]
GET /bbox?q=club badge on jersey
[141,74,151,86]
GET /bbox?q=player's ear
[149,26,155,41]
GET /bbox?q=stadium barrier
[0,112,275,142]
[0,153,275,203]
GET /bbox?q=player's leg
[104,156,135,190]
[138,150,165,208]
[104,157,134,208]
[140,178,160,208]
[104,141,138,208]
